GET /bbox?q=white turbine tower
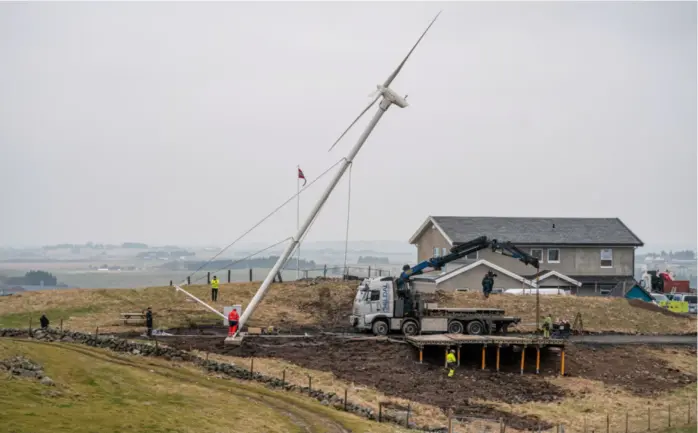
[229,11,441,344]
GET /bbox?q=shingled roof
[409,216,643,246]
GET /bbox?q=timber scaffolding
[405,334,568,375]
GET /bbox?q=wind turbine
[228,11,442,344]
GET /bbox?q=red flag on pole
[298,168,307,187]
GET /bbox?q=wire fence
[447,403,696,433]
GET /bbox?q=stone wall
[0,328,443,432]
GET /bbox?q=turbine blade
[327,95,380,152]
[382,10,441,89]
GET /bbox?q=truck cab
[350,276,521,336]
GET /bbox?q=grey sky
[1,1,695,250]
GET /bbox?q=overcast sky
[0,1,695,250]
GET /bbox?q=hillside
[0,281,694,335]
[0,338,409,433]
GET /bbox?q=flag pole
[296,165,300,280]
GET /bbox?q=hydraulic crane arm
[397,236,540,290]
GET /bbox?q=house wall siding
[437,267,527,292]
[537,275,576,288]
[412,227,635,277]
[416,225,451,262]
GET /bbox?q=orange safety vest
[228,310,239,322]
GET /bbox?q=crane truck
[349,236,540,337]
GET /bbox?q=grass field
[0,339,409,433]
[0,281,695,334]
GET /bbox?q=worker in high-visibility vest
[211,276,219,302]
[542,314,553,338]
[446,349,457,377]
[228,308,239,336]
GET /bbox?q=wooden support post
[187,276,191,285]
[249,268,253,282]
[29,317,32,335]
[481,345,486,370]
[444,347,448,368]
[560,349,566,376]
[250,358,254,374]
[379,402,383,422]
[406,403,410,427]
[668,405,671,427]
[448,416,453,433]
[207,272,211,284]
[625,411,629,433]
[282,369,286,386]
[457,346,461,367]
[344,388,348,411]
[520,346,526,374]
[419,348,423,364]
[95,327,99,336]
[323,264,327,278]
[496,345,501,372]
[60,319,63,332]
[228,269,231,283]
[308,375,312,394]
[536,347,541,374]
[648,407,651,431]
[688,400,691,424]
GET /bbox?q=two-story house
[408,216,644,296]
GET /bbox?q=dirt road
[570,334,697,345]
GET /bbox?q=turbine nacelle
[374,84,409,108]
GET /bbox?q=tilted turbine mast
[230,12,442,342]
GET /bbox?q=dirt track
[163,334,697,430]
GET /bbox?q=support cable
[190,237,292,285]
[180,157,346,285]
[342,163,353,277]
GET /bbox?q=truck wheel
[372,320,389,336]
[401,320,419,336]
[448,320,464,334]
[466,320,486,335]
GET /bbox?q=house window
[465,250,478,260]
[530,249,543,261]
[547,249,560,263]
[600,248,613,268]
[442,247,448,257]
[433,247,440,257]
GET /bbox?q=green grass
[0,339,409,433]
[0,306,101,328]
[661,426,697,433]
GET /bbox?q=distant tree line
[137,250,195,260]
[158,256,316,271]
[43,242,150,250]
[357,256,390,265]
[0,270,59,286]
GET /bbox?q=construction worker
[481,271,495,298]
[542,314,553,338]
[446,349,457,377]
[211,275,219,302]
[228,308,239,336]
[144,307,153,337]
[39,314,50,329]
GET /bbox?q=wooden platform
[406,333,568,375]
[405,333,567,348]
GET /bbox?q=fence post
[584,416,588,433]
[448,415,453,433]
[406,403,410,427]
[60,319,63,332]
[250,358,254,374]
[606,414,609,433]
[344,388,348,411]
[228,269,231,283]
[187,276,191,285]
[323,264,327,278]
[29,317,32,335]
[668,405,671,427]
[308,375,312,395]
[205,352,209,362]
[625,411,629,433]
[368,266,371,277]
[689,400,692,424]
[207,272,211,284]
[282,369,286,386]
[249,268,253,282]
[95,327,99,336]
[378,402,382,422]
[648,406,651,431]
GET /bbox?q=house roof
[433,259,538,287]
[535,270,582,287]
[409,216,643,247]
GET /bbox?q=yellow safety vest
[211,279,219,289]
[447,353,456,364]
